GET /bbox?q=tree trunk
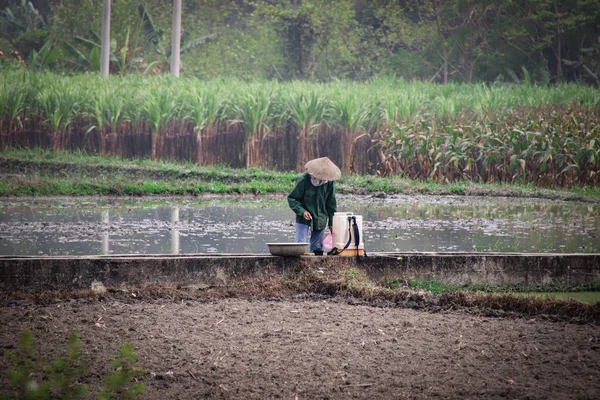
[466,65,473,84]
[170,0,182,78]
[442,44,448,84]
[100,0,111,78]
[465,47,474,84]
[555,30,562,81]
[431,0,449,84]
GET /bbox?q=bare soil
[2,297,599,399]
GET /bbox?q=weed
[99,343,144,400]
[46,332,88,400]
[405,278,600,295]
[448,183,466,195]
[2,329,48,399]
[344,267,360,289]
[1,330,144,400]
[408,279,449,294]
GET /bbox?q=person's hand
[329,226,333,233]
[303,211,312,220]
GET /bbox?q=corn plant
[34,81,79,150]
[141,84,178,160]
[0,80,27,146]
[86,84,128,156]
[286,88,331,170]
[234,87,273,167]
[330,89,372,171]
[1,69,599,186]
[372,105,600,186]
[184,89,221,164]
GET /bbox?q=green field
[1,70,600,187]
[2,148,600,200]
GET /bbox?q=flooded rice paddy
[0,195,598,256]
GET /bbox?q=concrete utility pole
[100,0,111,78]
[170,0,182,78]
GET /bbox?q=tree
[170,0,181,77]
[451,0,496,83]
[529,0,598,82]
[137,3,216,75]
[3,0,597,83]
[100,0,110,78]
[496,0,599,83]
[252,0,363,80]
[0,0,49,59]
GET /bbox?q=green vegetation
[99,343,144,400]
[512,292,600,304]
[1,70,599,187]
[372,105,600,187]
[400,278,600,302]
[1,1,598,85]
[2,329,143,400]
[2,148,600,201]
[2,3,598,186]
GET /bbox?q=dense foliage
[1,2,599,187]
[1,70,599,187]
[1,0,598,84]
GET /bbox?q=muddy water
[0,195,598,256]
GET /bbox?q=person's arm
[326,182,337,230]
[287,178,307,217]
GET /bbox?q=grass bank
[1,148,600,201]
[402,279,600,303]
[2,263,598,324]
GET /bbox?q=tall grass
[0,70,599,186]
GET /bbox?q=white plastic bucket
[332,212,364,250]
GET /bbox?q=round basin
[267,243,308,257]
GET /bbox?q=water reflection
[0,196,598,256]
[171,206,179,255]
[101,209,109,255]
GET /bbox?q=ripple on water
[0,196,598,255]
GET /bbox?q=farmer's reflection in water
[287,157,340,255]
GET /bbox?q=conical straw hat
[305,157,341,181]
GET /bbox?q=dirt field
[1,297,599,399]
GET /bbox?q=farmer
[287,157,340,255]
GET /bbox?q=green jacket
[287,172,337,231]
